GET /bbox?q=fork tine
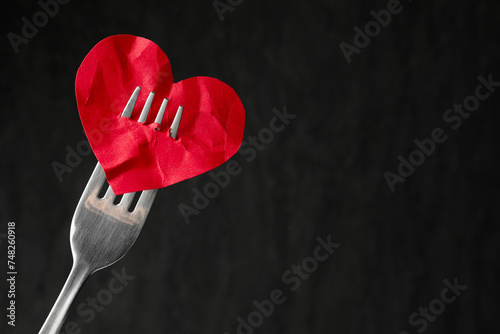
[119,192,136,209]
[91,163,106,184]
[154,98,168,127]
[83,163,107,197]
[121,86,141,118]
[103,186,116,201]
[169,106,183,139]
[138,92,155,123]
[135,189,158,211]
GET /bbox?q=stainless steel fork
[39,87,183,334]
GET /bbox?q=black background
[1,0,500,333]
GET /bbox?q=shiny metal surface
[169,105,183,139]
[154,98,169,125]
[138,91,155,122]
[121,86,141,118]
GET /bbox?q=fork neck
[38,261,92,334]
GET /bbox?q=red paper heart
[75,35,245,195]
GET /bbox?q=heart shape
[75,35,245,195]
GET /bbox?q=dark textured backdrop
[1,0,500,333]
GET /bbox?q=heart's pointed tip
[109,179,163,196]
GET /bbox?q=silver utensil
[39,87,183,333]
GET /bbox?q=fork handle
[39,261,91,334]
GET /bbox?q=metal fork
[39,87,183,334]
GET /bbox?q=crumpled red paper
[75,35,245,195]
